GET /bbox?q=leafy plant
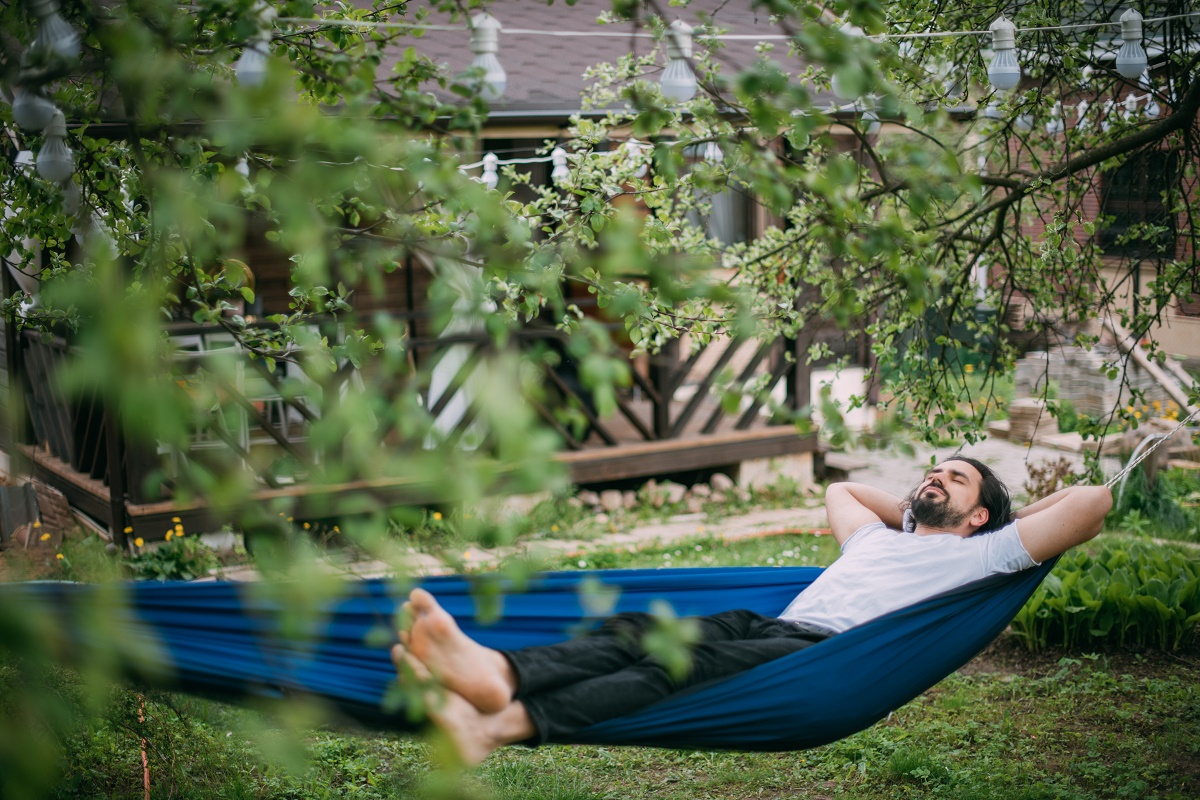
[125,537,218,581]
[1011,540,1200,651]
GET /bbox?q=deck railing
[15,311,813,542]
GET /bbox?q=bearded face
[906,479,976,531]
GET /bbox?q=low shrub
[1011,540,1200,651]
[125,536,217,581]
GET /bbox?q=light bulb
[861,107,881,135]
[236,40,269,87]
[1014,113,1033,131]
[1045,102,1064,135]
[36,110,74,183]
[469,13,506,101]
[1115,9,1147,80]
[1075,98,1091,130]
[25,0,80,67]
[982,101,1005,121]
[660,20,697,102]
[480,152,498,190]
[11,87,57,131]
[550,147,570,184]
[62,178,80,215]
[702,141,724,164]
[987,17,1021,91]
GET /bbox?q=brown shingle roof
[385,1,831,115]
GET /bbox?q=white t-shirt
[777,521,1038,633]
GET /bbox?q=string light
[35,109,74,183]
[550,147,570,184]
[11,87,57,131]
[987,17,1021,91]
[702,141,724,164]
[1115,9,1147,80]
[480,152,499,189]
[469,13,506,102]
[236,1,276,87]
[660,19,697,102]
[830,22,866,101]
[24,0,80,67]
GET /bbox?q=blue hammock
[9,560,1053,751]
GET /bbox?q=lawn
[11,529,1199,800]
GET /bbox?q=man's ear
[968,506,989,530]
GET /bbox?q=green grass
[10,529,1200,800]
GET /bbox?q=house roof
[392,0,836,117]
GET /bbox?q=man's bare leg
[397,588,516,714]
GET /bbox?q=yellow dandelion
[32,520,41,529]
[172,517,181,523]
[286,517,293,522]
[39,533,50,542]
[333,526,340,533]
[302,522,310,529]
[432,512,443,521]
[1153,400,1162,411]
[124,526,133,534]
[166,531,174,540]
[551,524,559,533]
[1126,405,1135,413]
[56,553,64,560]
[964,364,975,374]
[134,537,144,547]
[1134,411,1142,419]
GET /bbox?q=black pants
[503,609,834,743]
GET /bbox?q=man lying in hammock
[393,457,1111,764]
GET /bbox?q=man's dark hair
[953,456,1012,534]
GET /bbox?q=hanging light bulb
[1115,8,1147,80]
[1075,98,1091,131]
[469,13,506,102]
[987,17,1021,91]
[1122,93,1139,120]
[660,19,698,103]
[1014,113,1033,131]
[1045,101,1065,135]
[623,138,649,178]
[1145,94,1160,119]
[550,147,570,184]
[11,87,57,131]
[24,0,80,67]
[702,141,724,164]
[236,40,269,86]
[61,177,80,215]
[1100,98,1115,131]
[235,157,250,178]
[480,152,499,189]
[982,100,1005,121]
[830,22,865,100]
[35,109,74,183]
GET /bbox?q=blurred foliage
[1,0,1199,794]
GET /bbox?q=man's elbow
[1083,485,1113,537]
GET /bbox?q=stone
[662,481,687,505]
[566,497,584,509]
[691,483,712,498]
[710,490,726,503]
[685,496,704,513]
[577,489,601,507]
[599,489,624,512]
[622,490,637,509]
[711,473,735,492]
[592,512,610,525]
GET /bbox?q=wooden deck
[18,421,815,540]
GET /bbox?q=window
[1097,150,1177,259]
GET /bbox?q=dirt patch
[959,632,1200,679]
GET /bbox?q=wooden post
[787,326,814,413]
[104,407,130,550]
[650,338,678,439]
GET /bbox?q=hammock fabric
[11,560,1054,751]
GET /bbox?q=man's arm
[1013,485,1113,563]
[825,482,905,546]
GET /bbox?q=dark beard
[907,489,973,530]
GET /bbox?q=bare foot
[404,588,515,714]
[426,689,536,767]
